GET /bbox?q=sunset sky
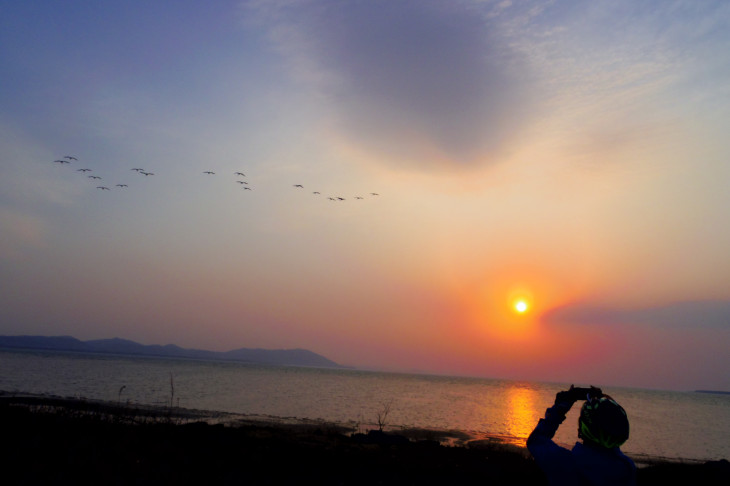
[2,1,729,392]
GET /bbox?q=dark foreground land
[1,395,727,485]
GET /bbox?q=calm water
[1,349,728,462]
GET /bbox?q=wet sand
[1,393,727,485]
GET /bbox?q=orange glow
[463,266,576,345]
[467,281,540,341]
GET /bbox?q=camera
[569,385,603,401]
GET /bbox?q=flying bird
[337,197,345,201]
[243,187,252,190]
[234,172,245,176]
[355,196,364,199]
[141,172,154,176]
[77,168,91,172]
[293,184,303,188]
[131,168,144,172]
[96,186,110,190]
[54,159,70,164]
[236,180,248,184]
[88,175,102,180]
[203,171,215,175]
[64,156,78,161]
[115,184,128,188]
[370,193,379,196]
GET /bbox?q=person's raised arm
[527,385,601,446]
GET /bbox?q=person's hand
[554,386,579,407]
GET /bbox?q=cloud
[542,300,730,328]
[247,0,536,168]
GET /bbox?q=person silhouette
[527,385,636,486]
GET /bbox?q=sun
[514,300,529,314]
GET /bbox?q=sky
[2,0,729,392]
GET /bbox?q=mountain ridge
[0,335,343,369]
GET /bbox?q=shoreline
[0,390,710,465]
[2,392,728,484]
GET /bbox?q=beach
[1,394,728,485]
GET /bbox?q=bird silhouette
[49,154,383,213]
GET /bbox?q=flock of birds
[53,156,380,201]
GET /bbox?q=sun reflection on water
[504,385,541,446]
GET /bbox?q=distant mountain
[0,335,343,369]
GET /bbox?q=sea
[1,348,728,463]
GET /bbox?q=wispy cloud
[246,0,536,168]
[542,300,730,328]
